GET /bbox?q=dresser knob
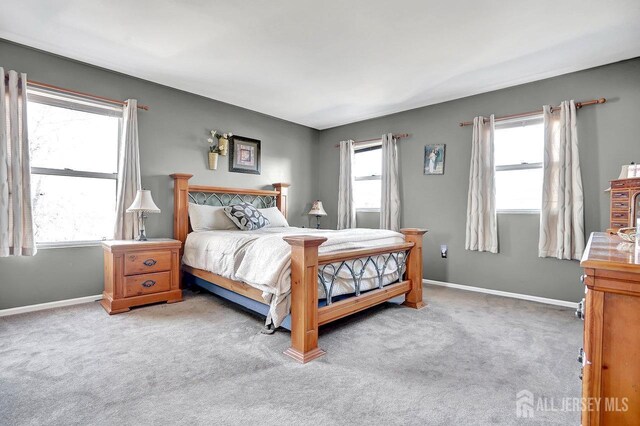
[142,280,156,288]
[143,259,157,267]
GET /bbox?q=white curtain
[380,133,400,231]
[337,139,355,229]
[539,100,585,260]
[113,99,141,240]
[0,69,36,257]
[465,115,498,253]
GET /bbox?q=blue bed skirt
[184,272,405,331]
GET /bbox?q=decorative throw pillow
[223,203,270,230]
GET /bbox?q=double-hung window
[353,144,382,211]
[27,89,121,247]
[494,115,544,213]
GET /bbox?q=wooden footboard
[283,228,427,363]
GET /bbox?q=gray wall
[317,58,640,303]
[1,38,639,309]
[0,40,319,309]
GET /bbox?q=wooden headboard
[170,174,290,248]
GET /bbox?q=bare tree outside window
[27,91,121,245]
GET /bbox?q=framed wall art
[424,144,445,175]
[229,135,261,175]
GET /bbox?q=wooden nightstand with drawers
[101,239,182,314]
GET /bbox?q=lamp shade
[126,189,161,213]
[308,200,327,216]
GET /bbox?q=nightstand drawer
[124,272,171,297]
[124,250,172,276]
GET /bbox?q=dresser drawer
[611,200,629,211]
[610,222,628,229]
[611,190,629,200]
[124,271,172,297]
[610,211,629,221]
[124,250,172,276]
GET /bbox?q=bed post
[282,235,327,363]
[401,228,428,309]
[272,183,290,219]
[170,173,193,253]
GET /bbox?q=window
[494,115,544,212]
[353,145,381,211]
[28,89,122,246]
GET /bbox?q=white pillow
[259,207,290,228]
[188,203,237,232]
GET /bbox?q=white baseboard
[423,279,578,309]
[0,295,102,317]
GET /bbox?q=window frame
[353,143,382,212]
[494,115,544,215]
[27,88,122,248]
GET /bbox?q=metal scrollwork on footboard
[317,250,409,305]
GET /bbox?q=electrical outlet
[440,244,448,258]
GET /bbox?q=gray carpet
[0,285,582,425]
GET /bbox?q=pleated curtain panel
[113,99,142,240]
[538,100,585,260]
[380,133,401,231]
[337,139,356,229]
[0,69,36,257]
[465,115,498,253]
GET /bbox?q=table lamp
[126,189,161,241]
[308,200,327,229]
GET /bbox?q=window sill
[356,208,381,213]
[37,240,107,250]
[497,209,540,215]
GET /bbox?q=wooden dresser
[609,178,640,232]
[101,239,182,314]
[580,232,640,425]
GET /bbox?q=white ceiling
[1,0,639,129]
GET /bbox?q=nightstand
[101,239,182,314]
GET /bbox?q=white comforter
[183,227,404,327]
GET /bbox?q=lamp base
[135,229,148,241]
[315,215,321,229]
[135,213,148,241]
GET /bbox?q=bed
[171,173,427,363]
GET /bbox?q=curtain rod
[4,74,150,111]
[458,98,606,127]
[334,133,410,148]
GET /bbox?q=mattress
[182,227,405,326]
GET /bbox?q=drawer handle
[141,280,156,288]
[613,213,626,218]
[143,259,157,267]
[575,297,585,320]
[613,193,627,198]
[613,203,627,208]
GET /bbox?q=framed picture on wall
[229,135,261,174]
[424,144,445,175]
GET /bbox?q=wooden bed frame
[171,173,427,363]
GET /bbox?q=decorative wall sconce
[206,129,233,170]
